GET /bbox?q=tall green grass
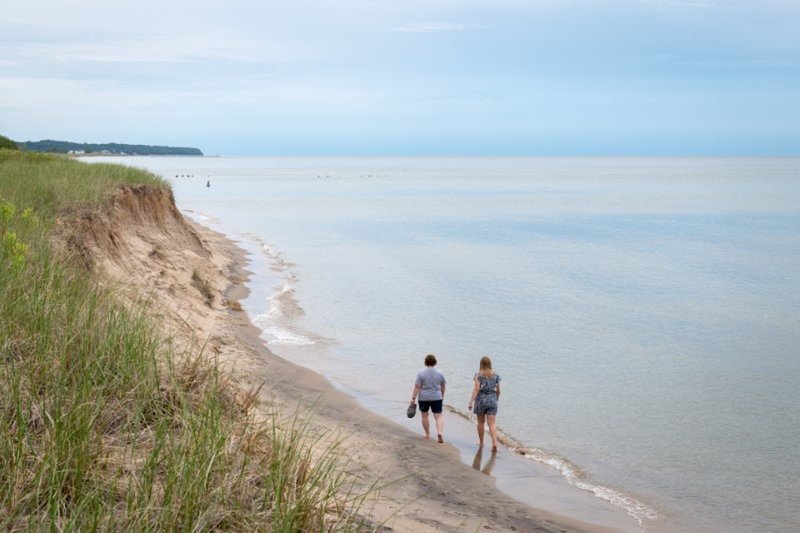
[0,149,366,530]
[0,150,166,223]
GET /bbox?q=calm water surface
[94,156,800,532]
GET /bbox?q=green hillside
[0,149,362,530]
[19,139,203,156]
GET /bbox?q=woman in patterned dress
[468,356,501,453]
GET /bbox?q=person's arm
[495,383,501,401]
[468,377,479,410]
[412,372,423,402]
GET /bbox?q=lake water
[93,156,800,532]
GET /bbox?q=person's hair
[424,354,437,367]
[479,356,494,377]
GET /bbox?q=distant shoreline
[18,139,203,156]
[67,152,206,158]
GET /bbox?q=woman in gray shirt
[411,354,447,443]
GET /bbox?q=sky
[1,0,799,156]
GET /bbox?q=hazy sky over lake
[2,0,799,155]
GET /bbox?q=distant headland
[17,139,203,156]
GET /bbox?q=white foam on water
[244,236,316,346]
[253,319,317,346]
[247,233,293,272]
[181,209,222,225]
[518,447,661,529]
[265,274,303,321]
[446,405,660,530]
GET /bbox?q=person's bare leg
[433,412,444,442]
[421,411,430,438]
[476,414,486,447]
[487,414,498,452]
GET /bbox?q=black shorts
[418,399,443,414]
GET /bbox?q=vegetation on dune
[0,149,366,530]
[0,150,166,220]
[0,135,19,151]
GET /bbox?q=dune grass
[0,150,166,223]
[0,149,366,530]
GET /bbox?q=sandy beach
[79,184,633,532]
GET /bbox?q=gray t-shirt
[415,367,446,401]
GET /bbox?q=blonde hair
[479,356,494,378]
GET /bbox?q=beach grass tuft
[0,150,366,530]
[191,268,215,307]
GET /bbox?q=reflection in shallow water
[471,447,497,476]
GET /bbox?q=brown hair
[479,356,494,377]
[424,354,437,367]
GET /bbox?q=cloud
[392,22,484,33]
[666,2,719,7]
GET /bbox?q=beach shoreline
[65,159,640,531]
[179,216,641,532]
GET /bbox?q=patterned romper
[472,373,501,416]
